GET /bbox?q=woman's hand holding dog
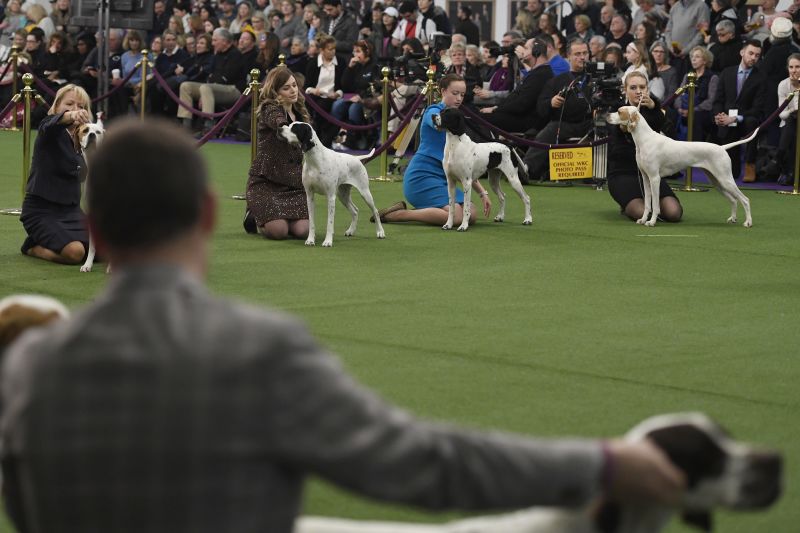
[61,109,91,126]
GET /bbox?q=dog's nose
[737,451,782,509]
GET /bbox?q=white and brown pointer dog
[432,107,532,232]
[295,412,782,533]
[278,122,385,247]
[607,106,756,228]
[75,115,106,273]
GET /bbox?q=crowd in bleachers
[1,0,800,180]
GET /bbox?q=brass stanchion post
[278,53,285,66]
[778,90,800,196]
[249,68,260,163]
[372,66,392,181]
[680,70,705,192]
[139,50,149,121]
[1,74,35,216]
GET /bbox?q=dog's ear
[72,127,83,153]
[292,123,315,152]
[629,109,639,128]
[682,511,713,531]
[647,424,727,488]
[455,112,467,136]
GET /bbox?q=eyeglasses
[651,49,665,54]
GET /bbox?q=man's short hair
[566,38,587,55]
[213,27,233,42]
[590,35,607,47]
[87,119,209,250]
[538,33,554,48]
[398,0,417,14]
[744,38,762,49]
[716,19,736,34]
[322,0,342,6]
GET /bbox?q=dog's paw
[522,217,532,225]
[493,215,504,222]
[79,264,92,273]
[305,239,316,246]
[376,230,385,239]
[743,220,752,228]
[457,224,469,232]
[636,217,647,225]
[344,229,355,237]
[727,216,737,224]
[645,219,656,227]
[442,223,452,230]
[322,239,333,247]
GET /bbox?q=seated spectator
[256,31,280,73]
[178,28,247,133]
[24,27,46,76]
[564,0,601,36]
[0,0,28,47]
[67,31,95,83]
[177,32,214,84]
[605,14,633,49]
[229,0,253,35]
[513,9,537,39]
[182,33,196,55]
[238,29,259,73]
[473,32,524,105]
[150,29,190,116]
[303,3,321,43]
[631,0,667,32]
[663,0,709,61]
[304,34,344,147]
[120,30,149,108]
[285,36,309,73]
[567,14,595,43]
[24,4,53,41]
[78,28,124,116]
[40,31,77,89]
[632,20,657,50]
[478,37,553,138]
[650,40,679,97]
[218,0,236,27]
[250,11,266,35]
[169,15,186,37]
[761,16,799,145]
[443,41,481,101]
[705,0,741,44]
[171,1,191,33]
[537,12,561,42]
[622,40,664,99]
[523,39,593,182]
[597,4,614,36]
[544,33,569,76]
[275,0,305,55]
[466,44,488,81]
[332,39,379,149]
[675,46,718,141]
[710,19,743,72]
[589,34,606,60]
[151,0,170,39]
[743,0,777,44]
[369,5,400,59]
[322,0,360,59]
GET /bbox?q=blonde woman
[20,84,93,264]
[245,67,311,239]
[674,45,718,141]
[622,40,664,99]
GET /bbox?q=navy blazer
[26,112,85,206]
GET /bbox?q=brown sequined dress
[246,103,307,225]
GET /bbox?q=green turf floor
[0,131,798,532]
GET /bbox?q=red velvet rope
[194,90,251,147]
[362,91,427,163]
[151,68,240,119]
[0,97,17,122]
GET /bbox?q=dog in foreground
[278,122,385,247]
[295,412,781,533]
[432,107,532,232]
[607,106,755,227]
[75,115,106,272]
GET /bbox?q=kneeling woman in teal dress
[376,74,491,225]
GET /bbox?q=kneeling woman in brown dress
[247,66,311,240]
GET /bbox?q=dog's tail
[721,127,760,151]
[354,149,376,162]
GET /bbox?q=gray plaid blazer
[1,265,604,533]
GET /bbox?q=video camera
[584,61,624,112]
[487,44,516,58]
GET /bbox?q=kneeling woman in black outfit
[607,72,682,222]
[20,84,93,264]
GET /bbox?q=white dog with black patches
[75,115,106,273]
[295,412,782,533]
[278,122,385,247]
[607,106,756,227]
[431,107,532,232]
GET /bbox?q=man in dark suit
[713,39,765,182]
[479,37,554,133]
[1,118,686,533]
[454,5,480,45]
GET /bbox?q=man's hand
[606,439,686,505]
[714,112,737,126]
[474,87,490,99]
[551,94,565,108]
[479,106,496,113]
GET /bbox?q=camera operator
[473,31,525,106]
[381,38,425,136]
[478,37,553,133]
[607,71,683,222]
[523,38,593,182]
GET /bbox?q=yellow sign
[548,147,593,180]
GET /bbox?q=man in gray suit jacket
[0,119,685,533]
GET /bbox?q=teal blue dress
[403,102,465,209]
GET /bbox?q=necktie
[737,69,749,96]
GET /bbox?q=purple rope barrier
[0,59,12,83]
[152,68,238,119]
[194,90,251,147]
[661,90,680,109]
[91,67,138,103]
[0,97,17,122]
[304,94,381,131]
[461,105,609,148]
[362,92,427,163]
